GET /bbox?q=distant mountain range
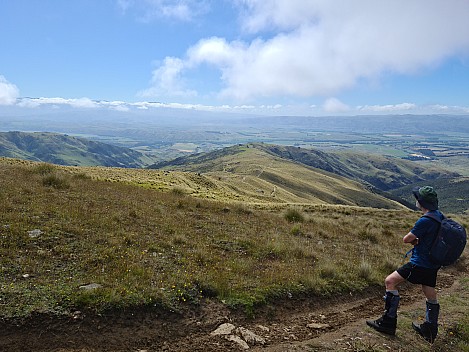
[0,131,148,167]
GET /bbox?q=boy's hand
[411,238,419,246]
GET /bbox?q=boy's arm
[403,231,419,246]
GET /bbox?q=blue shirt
[409,210,443,269]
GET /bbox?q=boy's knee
[384,272,403,290]
[384,276,394,289]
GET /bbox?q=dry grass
[0,158,467,319]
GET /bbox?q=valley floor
[1,256,468,352]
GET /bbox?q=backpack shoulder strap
[422,212,445,224]
[422,212,445,253]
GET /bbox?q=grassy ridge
[0,131,151,167]
[149,145,406,209]
[1,158,468,319]
[152,143,458,192]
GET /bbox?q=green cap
[412,186,438,210]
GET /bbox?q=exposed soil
[1,262,466,352]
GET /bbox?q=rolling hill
[152,143,457,190]
[147,144,405,209]
[149,143,467,212]
[0,131,149,167]
[1,131,464,212]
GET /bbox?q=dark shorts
[397,262,439,287]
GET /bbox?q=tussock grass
[358,260,374,280]
[284,208,305,223]
[42,174,71,189]
[1,158,467,318]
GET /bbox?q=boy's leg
[366,271,405,335]
[421,285,437,301]
[412,285,439,343]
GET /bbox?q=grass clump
[358,260,373,280]
[42,174,70,189]
[284,208,305,223]
[31,163,56,175]
[447,318,469,347]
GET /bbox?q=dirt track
[0,262,466,352]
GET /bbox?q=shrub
[290,225,302,236]
[73,172,92,180]
[319,263,339,279]
[42,174,70,189]
[32,163,56,175]
[284,208,304,223]
[171,187,186,196]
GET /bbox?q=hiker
[366,186,442,343]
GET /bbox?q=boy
[366,186,442,343]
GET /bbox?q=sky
[1,0,469,116]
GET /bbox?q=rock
[307,322,331,330]
[79,283,102,290]
[226,335,249,350]
[28,229,43,238]
[256,324,270,332]
[237,327,266,345]
[211,323,236,336]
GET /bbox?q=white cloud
[144,0,469,103]
[428,104,469,114]
[17,97,98,109]
[9,96,469,116]
[358,103,417,113]
[323,98,350,113]
[0,76,20,105]
[138,56,197,98]
[118,0,209,22]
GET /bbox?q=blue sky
[1,0,469,116]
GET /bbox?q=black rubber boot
[412,302,439,343]
[412,321,438,343]
[367,315,397,335]
[366,292,399,336]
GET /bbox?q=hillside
[149,143,463,211]
[391,177,469,214]
[152,143,457,190]
[1,157,468,351]
[146,145,404,209]
[0,131,149,167]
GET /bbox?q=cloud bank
[11,96,469,116]
[142,0,469,103]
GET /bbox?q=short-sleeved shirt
[409,210,443,269]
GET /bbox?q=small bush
[319,263,339,279]
[234,204,253,215]
[42,174,70,189]
[73,172,92,180]
[290,225,302,236]
[358,229,378,244]
[284,208,304,223]
[171,187,186,196]
[32,163,56,175]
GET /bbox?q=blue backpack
[424,213,467,266]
